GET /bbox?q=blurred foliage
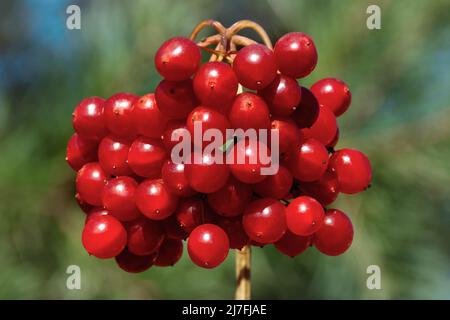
[0,0,449,299]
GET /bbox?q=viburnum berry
[270,116,300,155]
[66,133,98,171]
[98,135,133,176]
[154,238,183,267]
[258,74,301,116]
[161,160,197,197]
[314,209,354,256]
[252,165,293,199]
[134,93,168,139]
[275,230,311,257]
[292,86,319,129]
[329,148,372,194]
[175,197,207,233]
[72,97,108,141]
[104,93,139,139]
[162,120,190,153]
[299,105,337,146]
[288,138,329,182]
[85,207,109,224]
[155,79,199,120]
[216,215,249,250]
[128,136,167,178]
[187,224,229,269]
[311,78,351,117]
[186,106,230,148]
[242,198,287,244]
[228,92,271,131]
[102,176,140,222]
[274,32,317,78]
[286,196,324,236]
[75,192,93,214]
[135,179,179,220]
[299,170,340,206]
[115,248,158,273]
[76,162,108,206]
[161,215,188,240]
[82,214,126,259]
[154,37,201,81]
[126,216,165,256]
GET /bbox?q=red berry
[128,136,166,178]
[207,176,253,217]
[134,93,168,139]
[155,79,199,120]
[175,197,207,233]
[98,135,132,176]
[126,216,165,256]
[270,116,299,155]
[161,215,188,240]
[288,138,328,182]
[155,37,201,81]
[66,133,98,171]
[286,196,324,236]
[185,152,230,193]
[252,165,293,199]
[299,170,340,206]
[275,230,311,257]
[104,93,138,139]
[228,92,271,131]
[314,209,353,256]
[161,160,197,197]
[329,149,372,194]
[258,75,301,116]
[311,78,351,117]
[187,224,229,269]
[162,120,190,154]
[76,162,107,206]
[216,216,249,250]
[82,215,126,258]
[75,192,93,214]
[299,105,337,146]
[72,97,108,140]
[102,176,140,222]
[233,44,277,90]
[328,127,339,148]
[85,207,109,224]
[186,106,230,148]
[292,86,319,129]
[154,238,183,267]
[135,179,178,220]
[193,62,238,109]
[242,198,287,244]
[274,32,317,78]
[115,248,157,273]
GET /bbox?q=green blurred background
[0,0,449,299]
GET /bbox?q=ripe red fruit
[154,239,183,267]
[242,198,287,244]
[155,79,199,120]
[104,93,138,139]
[299,105,337,146]
[175,197,207,233]
[275,230,311,257]
[98,135,132,176]
[329,149,372,194]
[128,136,166,178]
[292,86,319,129]
[233,44,277,90]
[75,192,93,214]
[252,165,293,199]
[193,62,238,109]
[134,93,168,139]
[76,162,107,206]
[115,248,158,273]
[314,209,354,256]
[185,153,230,193]
[161,160,197,197]
[258,75,301,116]
[102,176,140,222]
[85,207,109,224]
[187,224,229,269]
[328,127,339,148]
[126,216,165,256]
[82,215,126,258]
[154,37,201,81]
[288,138,329,182]
[207,176,253,217]
[286,196,324,236]
[162,120,189,153]
[274,32,317,78]
[135,179,179,220]
[186,106,230,148]
[66,133,98,171]
[161,215,188,240]
[311,78,351,117]
[228,92,271,131]
[299,170,340,206]
[270,116,299,155]
[72,97,108,140]
[216,216,249,250]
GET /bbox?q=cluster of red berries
[66,31,371,273]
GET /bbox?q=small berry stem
[226,20,273,49]
[189,19,226,41]
[235,245,251,300]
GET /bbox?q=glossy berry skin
[162,120,189,153]
[104,93,139,139]
[275,230,311,257]
[175,197,207,233]
[161,160,196,197]
[233,44,277,90]
[292,86,320,129]
[328,128,339,148]
[154,239,183,267]
[187,224,229,269]
[98,135,132,176]
[258,75,301,116]
[185,153,230,193]
[155,79,199,120]
[134,93,168,139]
[216,216,249,250]
[311,78,352,117]
[242,198,287,244]
[186,106,230,148]
[299,105,337,146]
[126,216,165,256]
[299,170,340,206]
[193,62,238,109]
[115,248,158,273]
[286,196,324,236]
[270,116,299,155]
[314,209,354,256]
[66,133,98,171]
[329,149,372,194]
[288,138,329,182]
[72,97,108,140]
[85,207,109,224]
[274,32,317,78]
[76,162,108,206]
[161,215,188,240]
[228,92,271,131]
[154,37,201,81]
[135,179,179,220]
[76,192,94,214]
[128,136,166,178]
[252,165,293,199]
[82,215,126,259]
[102,176,140,222]
[207,176,253,217]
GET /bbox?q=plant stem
[235,245,251,300]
